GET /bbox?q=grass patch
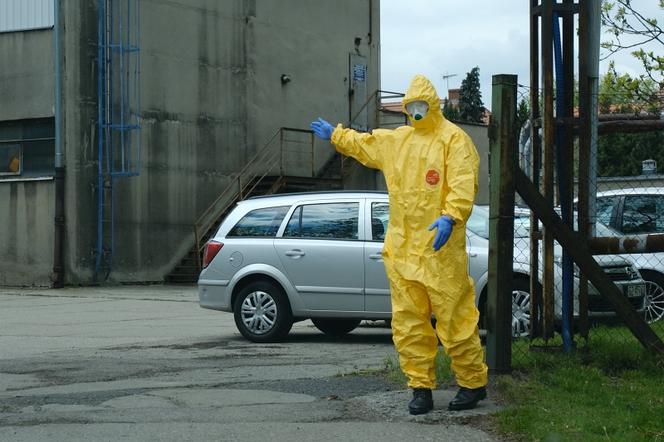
[494,324,664,441]
[379,324,664,441]
[383,351,454,388]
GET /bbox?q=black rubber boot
[448,386,487,411]
[408,388,434,415]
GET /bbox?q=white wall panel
[0,0,54,33]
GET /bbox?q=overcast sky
[380,0,662,110]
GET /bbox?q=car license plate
[626,284,645,298]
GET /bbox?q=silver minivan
[198,191,646,342]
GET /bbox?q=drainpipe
[52,0,65,288]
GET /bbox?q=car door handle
[369,253,383,260]
[469,252,478,258]
[285,249,305,257]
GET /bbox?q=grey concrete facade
[0,0,380,286]
[0,28,55,286]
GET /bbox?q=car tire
[311,318,361,337]
[478,276,541,339]
[640,270,664,324]
[511,277,539,339]
[233,281,293,343]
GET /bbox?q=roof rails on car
[246,190,389,200]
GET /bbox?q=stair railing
[193,127,316,268]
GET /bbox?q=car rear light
[203,240,223,269]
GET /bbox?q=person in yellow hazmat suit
[310,74,488,414]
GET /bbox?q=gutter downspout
[52,0,65,288]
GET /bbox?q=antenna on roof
[441,73,458,98]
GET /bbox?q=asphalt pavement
[0,285,500,441]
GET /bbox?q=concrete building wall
[1,0,380,285]
[0,29,53,120]
[0,28,54,286]
[0,180,54,286]
[58,0,252,283]
[459,122,490,205]
[61,0,379,283]
[59,0,102,283]
[249,0,380,180]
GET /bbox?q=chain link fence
[508,83,664,365]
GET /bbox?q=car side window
[371,202,389,241]
[595,196,618,226]
[621,195,662,234]
[283,202,359,240]
[227,206,290,237]
[467,208,490,239]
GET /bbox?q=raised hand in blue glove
[310,117,334,140]
[428,215,455,251]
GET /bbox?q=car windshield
[467,206,531,239]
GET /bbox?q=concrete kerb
[0,284,199,303]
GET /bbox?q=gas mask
[406,101,429,121]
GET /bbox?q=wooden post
[487,74,518,373]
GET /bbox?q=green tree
[516,97,531,130]
[459,67,484,123]
[597,66,664,176]
[601,0,663,98]
[598,62,660,113]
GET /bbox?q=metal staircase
[166,90,406,283]
[165,128,343,283]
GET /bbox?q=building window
[0,118,55,179]
[0,144,21,175]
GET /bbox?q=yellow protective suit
[331,75,487,389]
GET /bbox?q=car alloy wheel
[643,280,664,324]
[240,290,278,334]
[512,289,531,338]
[233,281,293,343]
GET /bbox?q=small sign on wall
[352,64,367,83]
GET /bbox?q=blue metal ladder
[95,0,141,281]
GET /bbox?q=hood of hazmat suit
[330,74,486,390]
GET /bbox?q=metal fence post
[487,74,518,373]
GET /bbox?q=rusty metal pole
[560,0,576,348]
[541,0,556,340]
[487,74,518,373]
[577,0,591,339]
[529,0,543,338]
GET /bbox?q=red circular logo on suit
[426,169,440,186]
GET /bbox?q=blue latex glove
[310,117,334,140]
[428,215,454,251]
